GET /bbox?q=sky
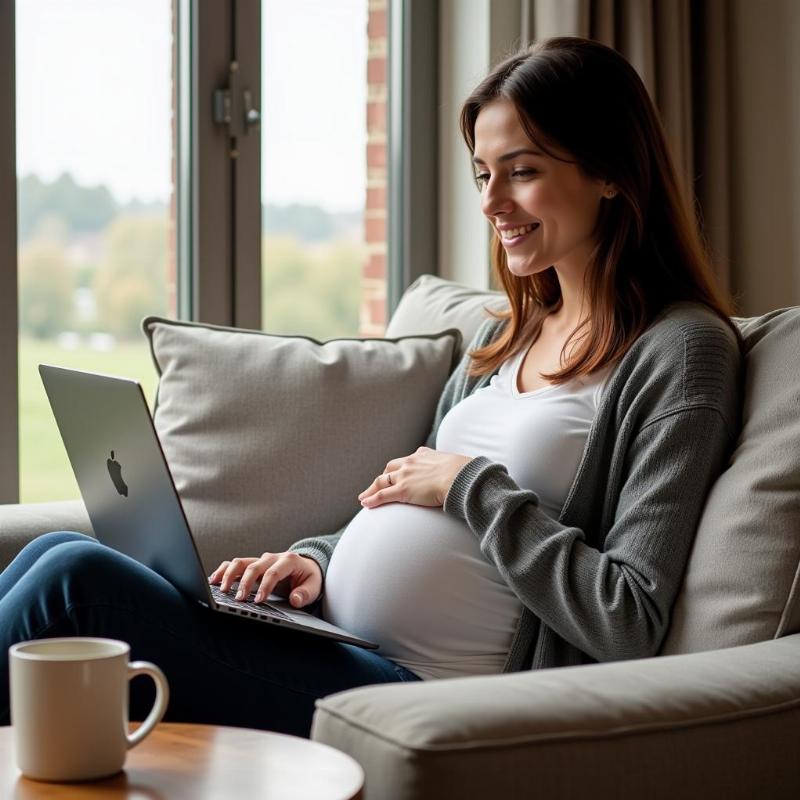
[16,0,367,213]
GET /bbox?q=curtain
[519,0,733,295]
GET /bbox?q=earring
[605,190,617,199]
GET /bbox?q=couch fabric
[0,500,92,571]
[312,634,800,800]
[661,306,800,652]
[142,316,461,572]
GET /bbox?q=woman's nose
[480,178,513,218]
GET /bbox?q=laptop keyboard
[210,584,292,621]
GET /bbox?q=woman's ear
[602,181,618,199]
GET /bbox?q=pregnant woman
[0,37,742,736]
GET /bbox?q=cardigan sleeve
[287,523,350,600]
[442,404,737,662]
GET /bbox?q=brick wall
[361,0,389,336]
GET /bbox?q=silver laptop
[38,364,378,651]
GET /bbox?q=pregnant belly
[322,503,521,675]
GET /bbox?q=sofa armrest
[0,501,94,571]
[311,635,800,800]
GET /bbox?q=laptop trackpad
[267,594,323,620]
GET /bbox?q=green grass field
[19,337,159,503]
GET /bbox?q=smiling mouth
[499,222,540,246]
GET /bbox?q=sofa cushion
[142,316,461,572]
[661,306,800,653]
[385,274,508,357]
[0,500,94,572]
[312,636,800,800]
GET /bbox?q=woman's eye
[473,169,536,188]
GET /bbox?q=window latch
[213,61,260,143]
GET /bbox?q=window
[16,0,176,502]
[260,0,389,339]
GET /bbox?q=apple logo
[106,450,129,497]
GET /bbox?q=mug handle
[126,661,170,749]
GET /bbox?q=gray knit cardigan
[290,301,743,672]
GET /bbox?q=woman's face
[472,97,610,279]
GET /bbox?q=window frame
[0,0,18,503]
[180,0,261,329]
[388,0,439,316]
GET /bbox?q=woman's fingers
[357,455,404,502]
[285,575,319,608]
[209,552,322,607]
[254,557,296,604]
[358,469,399,503]
[358,450,473,509]
[287,556,325,607]
[218,557,258,594]
[207,561,230,585]
[236,553,279,600]
[254,553,319,605]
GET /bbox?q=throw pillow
[385,274,508,358]
[142,316,461,572]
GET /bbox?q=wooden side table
[0,723,364,799]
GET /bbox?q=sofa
[2,274,800,799]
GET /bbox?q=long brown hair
[459,37,742,381]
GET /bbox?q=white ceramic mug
[9,637,169,782]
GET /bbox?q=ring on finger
[382,472,393,486]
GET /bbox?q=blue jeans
[0,532,420,737]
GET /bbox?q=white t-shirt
[322,346,612,680]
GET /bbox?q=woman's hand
[208,551,323,608]
[358,446,473,509]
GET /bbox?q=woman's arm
[444,404,738,663]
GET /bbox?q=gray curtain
[519,0,733,295]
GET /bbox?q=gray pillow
[386,274,508,359]
[142,317,461,572]
[661,306,800,653]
